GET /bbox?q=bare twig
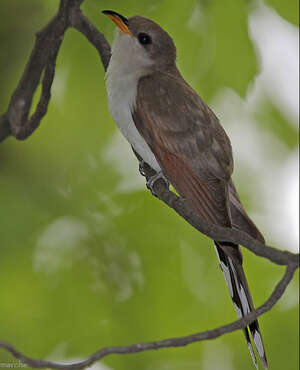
[0,0,111,142]
[1,0,69,141]
[0,263,297,369]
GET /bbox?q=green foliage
[0,1,298,370]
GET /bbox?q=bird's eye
[138,32,152,45]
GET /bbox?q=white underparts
[105,30,161,172]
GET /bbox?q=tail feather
[244,326,258,369]
[214,242,268,369]
[249,321,269,369]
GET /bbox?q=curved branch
[138,162,299,267]
[0,0,111,142]
[0,0,69,141]
[0,263,297,369]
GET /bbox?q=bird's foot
[139,160,147,177]
[146,171,170,196]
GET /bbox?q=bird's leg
[146,171,170,196]
[134,152,169,195]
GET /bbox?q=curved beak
[102,10,133,37]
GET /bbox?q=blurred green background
[0,1,298,370]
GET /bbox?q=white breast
[105,31,161,172]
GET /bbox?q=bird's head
[103,10,177,74]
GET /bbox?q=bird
[102,10,268,369]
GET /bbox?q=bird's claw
[139,160,147,177]
[146,171,170,196]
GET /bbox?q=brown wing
[132,70,234,227]
[228,180,265,243]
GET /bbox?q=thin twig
[0,0,68,141]
[0,263,297,369]
[0,0,111,142]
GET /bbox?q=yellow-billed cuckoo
[102,10,268,369]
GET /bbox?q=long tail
[214,241,268,369]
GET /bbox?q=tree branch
[0,0,111,142]
[0,263,297,369]
[136,162,299,267]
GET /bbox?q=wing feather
[133,71,233,227]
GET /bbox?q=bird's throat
[105,41,161,173]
